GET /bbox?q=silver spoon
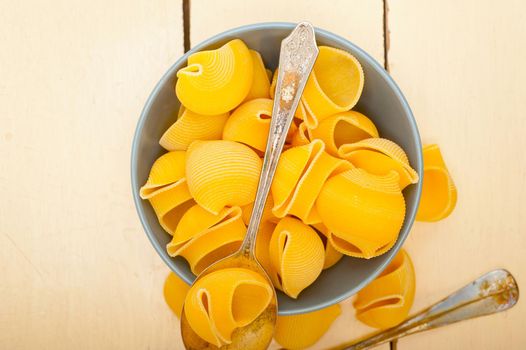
[180,22,319,350]
[329,269,519,350]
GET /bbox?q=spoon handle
[331,269,519,350]
[242,22,319,256]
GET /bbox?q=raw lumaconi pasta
[316,169,405,259]
[223,98,273,152]
[243,50,271,102]
[416,144,457,222]
[301,46,364,128]
[164,272,190,318]
[310,111,379,157]
[313,223,344,269]
[290,121,311,147]
[272,139,352,224]
[241,196,279,225]
[354,249,415,329]
[274,304,341,349]
[176,39,253,115]
[184,267,273,347]
[269,217,325,298]
[167,205,246,274]
[140,151,193,234]
[159,108,229,151]
[186,140,262,214]
[339,138,419,190]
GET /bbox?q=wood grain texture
[388,0,526,349]
[189,0,385,64]
[0,0,184,349]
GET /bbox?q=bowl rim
[131,21,423,315]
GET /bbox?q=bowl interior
[131,23,422,315]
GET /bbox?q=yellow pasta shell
[274,304,341,350]
[310,111,379,156]
[184,267,273,347]
[163,272,190,318]
[243,50,271,102]
[254,220,277,279]
[159,109,229,151]
[339,138,419,190]
[241,196,279,225]
[290,121,311,147]
[316,169,406,259]
[269,217,325,298]
[140,151,193,234]
[167,205,245,275]
[416,144,457,222]
[140,151,186,198]
[354,249,415,329]
[222,98,273,152]
[312,223,344,269]
[301,46,364,128]
[186,140,262,214]
[176,39,253,115]
[272,139,352,224]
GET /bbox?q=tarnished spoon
[180,22,319,350]
[330,269,519,350]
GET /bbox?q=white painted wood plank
[389,0,526,348]
[0,1,185,349]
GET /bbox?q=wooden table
[1,1,525,349]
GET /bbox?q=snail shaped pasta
[186,140,262,214]
[164,272,190,318]
[176,39,253,115]
[140,151,193,234]
[243,50,271,102]
[316,168,406,259]
[268,217,325,298]
[354,249,415,329]
[166,204,246,275]
[416,144,457,221]
[312,223,344,270]
[223,98,298,153]
[271,139,352,224]
[339,138,419,190]
[301,46,364,128]
[241,196,279,225]
[274,304,341,349]
[159,108,229,151]
[184,267,273,347]
[310,111,379,157]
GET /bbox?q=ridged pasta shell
[186,140,262,214]
[312,223,344,269]
[272,140,352,224]
[339,138,419,190]
[290,121,311,147]
[269,217,325,298]
[274,304,341,349]
[167,205,245,275]
[301,46,364,128]
[241,196,279,225]
[310,111,379,156]
[140,151,194,234]
[163,272,190,318]
[354,249,415,329]
[222,98,273,152]
[184,267,273,347]
[159,109,229,151]
[316,169,406,259]
[176,39,253,115]
[243,50,270,102]
[416,144,457,221]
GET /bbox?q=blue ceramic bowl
[131,22,422,315]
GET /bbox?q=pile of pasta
[140,38,420,302]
